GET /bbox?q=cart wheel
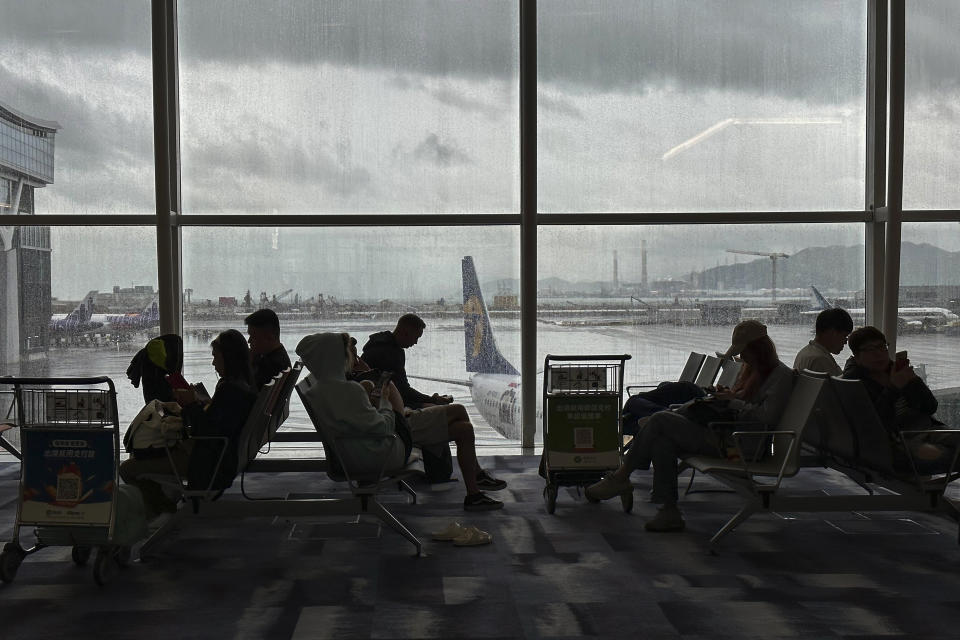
[71,545,93,566]
[544,484,558,514]
[621,490,634,514]
[0,543,26,583]
[116,546,132,568]
[93,546,119,586]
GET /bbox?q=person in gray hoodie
[298,332,505,511]
[296,332,410,476]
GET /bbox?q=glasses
[857,343,888,353]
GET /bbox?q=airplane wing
[407,374,473,388]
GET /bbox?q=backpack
[123,400,184,457]
[421,442,454,483]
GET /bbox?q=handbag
[123,399,184,457]
[675,397,735,427]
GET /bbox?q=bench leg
[398,480,417,504]
[138,509,187,560]
[709,501,759,551]
[369,500,423,556]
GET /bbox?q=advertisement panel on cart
[19,430,115,526]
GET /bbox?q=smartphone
[894,350,909,371]
[370,371,392,400]
[165,372,191,390]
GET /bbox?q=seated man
[353,329,508,511]
[245,308,291,389]
[794,307,852,376]
[843,326,956,471]
[362,313,451,409]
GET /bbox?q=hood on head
[296,333,348,379]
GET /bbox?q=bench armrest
[898,429,960,490]
[625,384,656,396]
[731,429,798,490]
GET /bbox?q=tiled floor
[3,456,960,639]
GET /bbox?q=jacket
[126,334,184,404]
[841,360,940,437]
[361,331,434,408]
[183,377,256,491]
[725,361,795,426]
[252,344,292,390]
[297,333,408,475]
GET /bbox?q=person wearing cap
[585,320,794,532]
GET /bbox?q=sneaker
[453,526,493,546]
[644,505,685,532]
[463,492,504,511]
[476,469,507,491]
[584,474,632,502]
[431,521,469,541]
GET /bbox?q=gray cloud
[413,134,472,168]
[8,1,959,101]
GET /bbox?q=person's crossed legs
[408,403,507,510]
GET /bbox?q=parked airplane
[94,300,160,333]
[48,291,103,334]
[411,256,540,441]
[803,285,959,329]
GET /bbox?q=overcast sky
[3,0,960,300]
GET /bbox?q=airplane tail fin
[74,291,97,321]
[462,256,518,375]
[810,285,832,311]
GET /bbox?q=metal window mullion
[882,1,905,352]
[865,0,887,328]
[520,0,537,451]
[152,0,182,336]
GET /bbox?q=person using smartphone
[842,326,955,469]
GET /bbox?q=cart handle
[0,375,116,391]
[543,354,632,362]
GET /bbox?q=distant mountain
[693,242,960,291]
[474,242,960,299]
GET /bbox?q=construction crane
[273,288,294,302]
[726,249,790,303]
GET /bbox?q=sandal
[431,521,469,541]
[453,526,493,546]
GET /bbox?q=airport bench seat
[684,371,960,550]
[138,363,424,559]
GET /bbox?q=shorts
[406,406,450,447]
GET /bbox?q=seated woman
[585,320,794,532]
[120,329,257,516]
[842,326,954,472]
[296,332,413,476]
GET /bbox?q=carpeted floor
[2,456,960,639]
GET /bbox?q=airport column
[882,1,905,354]
[520,0,537,450]
[864,1,887,329]
[152,0,183,335]
[1,230,18,364]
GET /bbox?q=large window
[182,226,521,441]
[537,0,867,213]
[2,3,960,456]
[0,227,159,427]
[896,223,960,390]
[904,1,960,210]
[178,1,520,215]
[540,224,864,387]
[0,0,155,215]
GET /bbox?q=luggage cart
[0,376,131,586]
[542,354,632,514]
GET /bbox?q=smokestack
[641,239,648,290]
[613,250,619,291]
